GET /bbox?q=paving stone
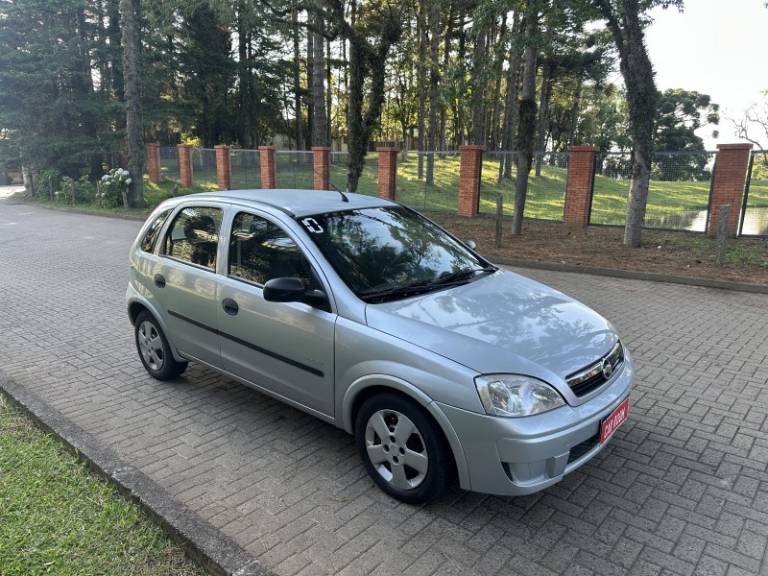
[1,201,767,575]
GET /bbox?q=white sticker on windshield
[301,218,324,234]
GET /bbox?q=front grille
[567,432,600,464]
[566,342,624,397]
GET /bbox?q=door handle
[154,274,166,288]
[222,298,239,316]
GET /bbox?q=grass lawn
[0,395,206,576]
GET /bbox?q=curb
[0,371,269,576]
[26,202,149,222]
[494,257,768,295]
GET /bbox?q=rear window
[140,209,172,252]
[164,206,223,270]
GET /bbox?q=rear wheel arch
[128,301,149,325]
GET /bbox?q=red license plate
[599,398,629,444]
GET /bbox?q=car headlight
[474,374,565,417]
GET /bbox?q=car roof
[179,189,397,217]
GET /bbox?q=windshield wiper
[434,266,496,285]
[360,267,496,303]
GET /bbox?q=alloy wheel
[137,320,164,372]
[365,409,429,490]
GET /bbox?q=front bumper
[438,350,634,496]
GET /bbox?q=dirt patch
[431,213,768,287]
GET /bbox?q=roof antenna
[312,153,349,202]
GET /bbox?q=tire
[355,392,452,504]
[134,311,188,381]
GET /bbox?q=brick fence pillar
[564,145,598,226]
[707,143,753,237]
[177,144,193,188]
[146,142,161,183]
[215,145,231,190]
[259,146,276,189]
[312,147,331,190]
[458,145,485,217]
[377,147,399,200]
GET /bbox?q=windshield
[298,206,492,302]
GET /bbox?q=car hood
[365,269,618,382]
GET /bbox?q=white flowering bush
[98,167,132,207]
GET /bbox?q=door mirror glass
[263,277,326,306]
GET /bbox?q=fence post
[258,146,276,189]
[145,142,161,183]
[312,146,331,190]
[215,145,231,190]
[563,145,597,227]
[377,147,399,200]
[707,143,753,237]
[177,144,193,188]
[717,204,730,266]
[458,145,484,217]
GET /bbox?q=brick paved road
[1,199,767,576]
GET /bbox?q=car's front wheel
[355,392,452,504]
[134,311,188,380]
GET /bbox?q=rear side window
[228,212,317,288]
[164,206,223,270]
[140,209,171,252]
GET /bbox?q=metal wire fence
[229,148,261,189]
[159,146,180,182]
[741,152,768,237]
[190,148,217,189]
[394,151,460,212]
[591,151,715,232]
[330,152,378,195]
[480,151,568,220]
[274,150,314,188]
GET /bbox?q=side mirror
[464,239,477,251]
[263,277,327,307]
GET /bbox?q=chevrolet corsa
[127,189,633,504]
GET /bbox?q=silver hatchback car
[127,189,633,503]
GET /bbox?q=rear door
[217,210,336,418]
[153,204,224,367]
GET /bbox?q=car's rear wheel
[355,392,451,504]
[134,311,187,380]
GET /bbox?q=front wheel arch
[343,376,470,490]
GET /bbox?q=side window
[164,206,223,270]
[228,212,317,288]
[140,209,171,252]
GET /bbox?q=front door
[217,210,336,418]
[155,205,224,367]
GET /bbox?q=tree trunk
[237,6,253,149]
[597,0,657,247]
[311,20,327,146]
[534,60,553,176]
[416,0,427,178]
[469,24,488,144]
[455,15,467,145]
[489,17,507,151]
[425,3,440,185]
[120,0,144,208]
[568,75,583,146]
[438,9,452,152]
[291,6,304,150]
[499,11,523,181]
[326,38,333,146]
[511,2,539,236]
